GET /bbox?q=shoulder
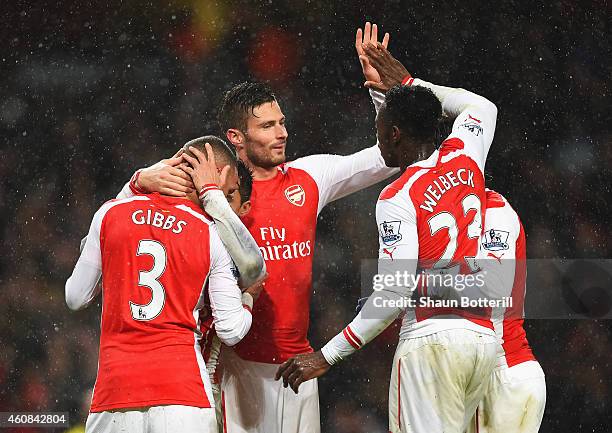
[378,164,431,201]
[172,202,214,226]
[96,195,151,221]
[284,156,323,178]
[278,160,320,188]
[484,189,521,236]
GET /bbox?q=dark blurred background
[0,1,610,432]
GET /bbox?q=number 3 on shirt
[427,194,482,271]
[130,239,167,321]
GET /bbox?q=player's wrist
[401,74,414,86]
[321,344,341,366]
[241,292,254,311]
[129,169,145,194]
[198,184,221,202]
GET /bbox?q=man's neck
[399,141,434,172]
[250,165,279,181]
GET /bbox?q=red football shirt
[236,144,396,363]
[71,194,245,412]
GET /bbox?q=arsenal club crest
[285,185,305,207]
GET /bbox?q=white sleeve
[321,195,419,365]
[65,206,105,310]
[468,205,520,301]
[201,189,266,287]
[115,170,143,199]
[411,78,497,173]
[288,146,399,215]
[116,182,134,199]
[369,89,385,113]
[207,226,253,346]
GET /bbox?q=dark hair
[383,85,442,143]
[236,159,253,203]
[217,81,277,133]
[182,135,237,168]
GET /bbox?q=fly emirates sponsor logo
[420,168,475,212]
[258,227,312,261]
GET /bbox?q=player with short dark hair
[217,81,277,138]
[278,26,500,433]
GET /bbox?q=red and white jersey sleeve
[479,190,534,366]
[411,78,497,173]
[65,196,150,310]
[206,221,253,347]
[287,144,398,215]
[321,187,420,365]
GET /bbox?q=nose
[276,124,288,140]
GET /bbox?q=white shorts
[467,360,546,433]
[85,405,217,433]
[389,329,497,433]
[220,347,320,433]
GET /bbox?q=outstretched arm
[276,197,419,392]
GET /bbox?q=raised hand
[275,351,331,394]
[362,42,411,93]
[181,143,231,197]
[136,150,195,197]
[355,22,390,87]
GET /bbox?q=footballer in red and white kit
[217,92,398,433]
[279,41,499,433]
[66,141,263,433]
[458,189,546,433]
[128,32,399,433]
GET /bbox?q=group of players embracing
[66,21,546,433]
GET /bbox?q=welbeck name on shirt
[420,168,475,212]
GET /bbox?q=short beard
[244,142,286,169]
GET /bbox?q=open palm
[355,22,389,85]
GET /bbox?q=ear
[226,129,244,149]
[238,200,251,217]
[391,125,401,143]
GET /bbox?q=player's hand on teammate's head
[181,143,231,196]
[275,351,331,394]
[137,150,195,197]
[355,22,390,88]
[362,42,411,93]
